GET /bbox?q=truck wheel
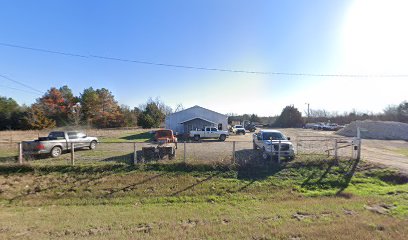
[262,151,270,160]
[194,135,200,141]
[89,141,97,150]
[50,146,62,158]
[262,147,270,160]
[169,149,176,160]
[219,134,226,141]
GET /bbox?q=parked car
[22,131,98,158]
[245,124,257,132]
[232,125,246,135]
[190,126,229,141]
[312,123,325,130]
[154,129,178,144]
[303,123,316,129]
[153,129,178,150]
[322,123,343,131]
[253,130,295,160]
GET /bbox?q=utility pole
[305,103,310,119]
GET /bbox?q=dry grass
[0,128,407,239]
[0,156,407,239]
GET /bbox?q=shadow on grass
[120,132,152,142]
[299,157,361,195]
[104,172,167,197]
[0,155,18,163]
[102,153,134,165]
[9,173,109,203]
[170,172,221,196]
[235,149,285,181]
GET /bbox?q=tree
[274,105,303,128]
[137,98,171,128]
[250,114,261,123]
[80,87,124,128]
[35,86,77,126]
[68,103,82,126]
[0,96,26,130]
[397,101,408,123]
[137,100,166,128]
[174,103,185,112]
[120,105,139,127]
[138,113,156,128]
[24,104,56,129]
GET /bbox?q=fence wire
[0,137,357,167]
[295,136,354,158]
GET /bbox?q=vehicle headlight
[266,141,272,145]
[289,145,294,150]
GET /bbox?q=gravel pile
[336,120,408,140]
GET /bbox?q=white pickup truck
[253,130,295,160]
[190,126,229,141]
[232,125,246,135]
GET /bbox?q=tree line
[228,102,408,128]
[0,85,172,130]
[1,86,407,130]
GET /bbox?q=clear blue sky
[1,0,407,116]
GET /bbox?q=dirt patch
[292,211,333,221]
[365,204,396,215]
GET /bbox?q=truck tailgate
[22,141,41,152]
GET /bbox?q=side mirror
[83,135,87,138]
[287,137,291,140]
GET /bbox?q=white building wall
[165,106,228,134]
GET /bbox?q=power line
[1,42,408,78]
[0,42,88,58]
[0,84,42,96]
[0,74,44,94]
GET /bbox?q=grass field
[395,148,408,158]
[0,129,407,239]
[0,155,407,239]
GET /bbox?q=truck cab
[189,126,229,141]
[253,130,295,160]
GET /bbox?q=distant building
[165,105,228,135]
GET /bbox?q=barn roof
[179,117,217,124]
[169,105,227,118]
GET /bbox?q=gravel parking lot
[1,128,407,173]
[226,128,408,174]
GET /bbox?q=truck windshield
[235,125,243,128]
[48,132,65,139]
[263,132,287,140]
[156,130,172,137]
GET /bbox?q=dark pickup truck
[22,131,98,158]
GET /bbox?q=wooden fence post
[356,139,361,161]
[70,143,75,166]
[18,142,23,165]
[232,141,236,164]
[334,139,338,162]
[133,143,137,165]
[296,138,299,155]
[183,141,186,162]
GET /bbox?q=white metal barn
[165,105,228,135]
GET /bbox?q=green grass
[0,156,407,239]
[395,148,408,157]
